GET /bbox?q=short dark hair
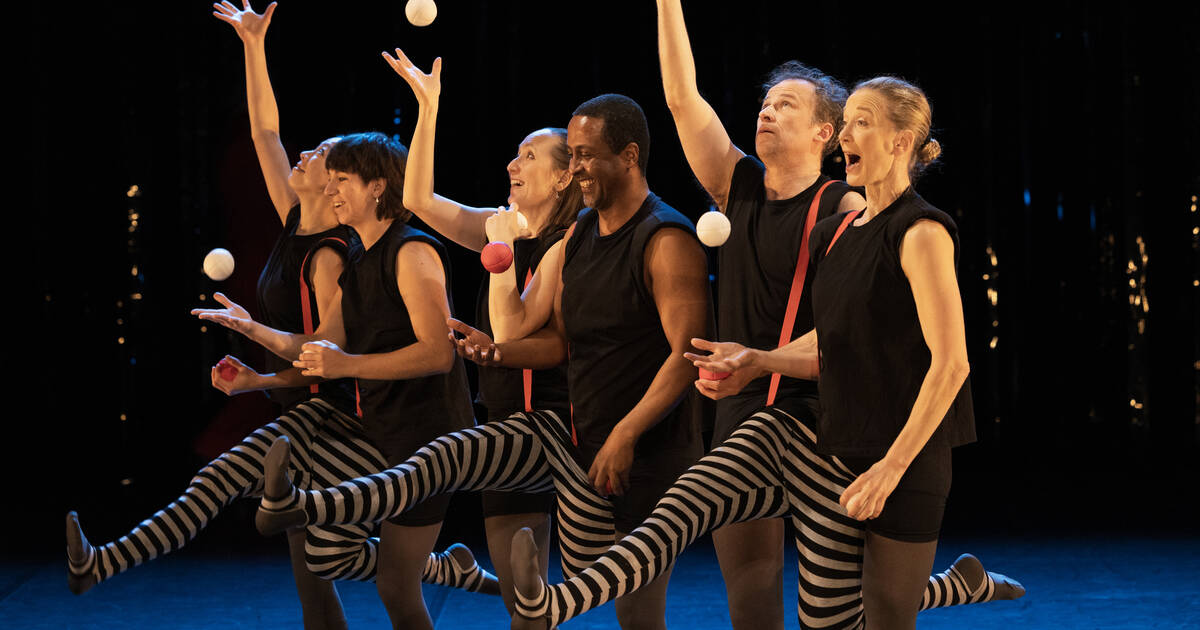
[761,62,848,157]
[325,132,410,221]
[572,94,651,173]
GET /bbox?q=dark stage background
[21,1,1199,557]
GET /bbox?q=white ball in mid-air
[203,248,236,281]
[696,210,731,247]
[405,0,437,27]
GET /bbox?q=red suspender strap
[299,237,348,394]
[766,180,837,407]
[522,268,534,412]
[826,210,861,256]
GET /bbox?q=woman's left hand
[293,340,350,379]
[839,457,907,521]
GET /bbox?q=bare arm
[447,318,566,370]
[840,220,969,520]
[589,228,710,495]
[489,235,564,343]
[685,328,818,395]
[294,241,454,380]
[209,354,321,396]
[384,49,496,252]
[192,290,345,360]
[657,0,745,209]
[214,1,297,222]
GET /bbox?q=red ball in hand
[481,241,514,273]
[217,359,238,382]
[699,367,731,381]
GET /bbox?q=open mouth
[845,153,862,171]
[577,178,594,192]
[509,179,524,188]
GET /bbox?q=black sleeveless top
[255,205,359,413]
[340,220,473,450]
[561,193,700,457]
[808,188,976,457]
[715,156,853,425]
[475,230,570,420]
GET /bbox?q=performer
[246,93,712,630]
[654,1,862,626]
[385,48,579,613]
[505,75,1025,629]
[65,6,492,630]
[193,129,475,630]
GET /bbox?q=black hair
[572,94,651,173]
[325,132,410,221]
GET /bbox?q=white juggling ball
[203,248,236,281]
[696,210,731,247]
[405,0,437,27]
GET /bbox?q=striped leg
[514,407,1019,629]
[261,410,614,582]
[66,400,331,591]
[513,412,792,626]
[265,412,565,529]
[299,407,501,591]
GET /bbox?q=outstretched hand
[447,318,503,366]
[382,48,441,107]
[684,337,762,400]
[192,292,255,335]
[213,0,277,43]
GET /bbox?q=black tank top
[560,193,700,457]
[255,205,358,413]
[475,231,569,420]
[340,220,473,447]
[808,188,976,457]
[715,156,852,425]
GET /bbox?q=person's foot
[951,553,1026,601]
[254,436,306,536]
[445,542,501,596]
[65,511,97,595]
[509,527,551,629]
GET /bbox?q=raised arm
[588,228,710,495]
[383,49,496,252]
[214,1,298,221]
[294,241,455,380]
[840,220,969,520]
[656,0,745,209]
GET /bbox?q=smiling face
[323,169,384,228]
[289,137,340,192]
[566,115,626,210]
[839,89,912,188]
[507,130,568,210]
[755,79,823,159]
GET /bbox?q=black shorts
[576,443,700,533]
[841,443,951,543]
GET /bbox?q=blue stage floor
[3,531,1197,628]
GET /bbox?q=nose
[838,123,851,144]
[323,178,336,197]
[507,155,519,175]
[759,105,775,123]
